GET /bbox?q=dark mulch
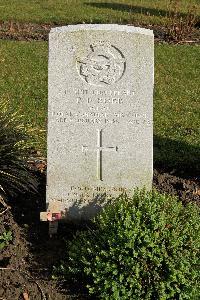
[0,158,199,299]
[0,21,50,41]
[0,20,199,44]
[153,168,200,206]
[0,161,90,300]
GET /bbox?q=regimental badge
[77,42,126,87]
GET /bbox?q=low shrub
[0,230,13,250]
[0,102,38,199]
[56,190,200,299]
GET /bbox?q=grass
[0,40,199,172]
[0,0,199,25]
[155,45,200,144]
[0,40,47,150]
[154,44,200,172]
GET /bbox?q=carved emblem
[77,42,126,86]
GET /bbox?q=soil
[0,159,199,300]
[0,20,199,44]
[0,160,90,300]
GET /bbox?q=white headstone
[47,24,154,221]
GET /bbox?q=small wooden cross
[82,129,118,181]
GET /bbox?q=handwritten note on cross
[82,129,118,181]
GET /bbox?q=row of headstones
[41,24,154,223]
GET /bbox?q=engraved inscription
[52,186,130,203]
[71,88,135,96]
[52,109,151,126]
[52,87,153,126]
[82,129,118,181]
[77,42,126,86]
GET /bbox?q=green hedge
[56,190,200,299]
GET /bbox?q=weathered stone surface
[47,24,154,220]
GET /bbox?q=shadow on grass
[154,135,200,177]
[84,2,189,19]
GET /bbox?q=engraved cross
[82,129,118,181]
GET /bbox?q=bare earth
[0,20,199,44]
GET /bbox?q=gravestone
[44,24,154,222]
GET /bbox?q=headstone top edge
[50,24,154,36]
